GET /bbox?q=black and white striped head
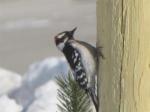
[54,27,77,50]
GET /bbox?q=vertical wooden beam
[97,0,150,112]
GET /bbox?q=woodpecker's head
[54,27,77,50]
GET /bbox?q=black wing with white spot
[63,43,88,89]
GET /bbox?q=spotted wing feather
[63,43,88,89]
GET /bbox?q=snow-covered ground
[0,57,69,112]
[0,68,22,95]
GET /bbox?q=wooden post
[96,0,150,112]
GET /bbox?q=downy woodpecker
[54,28,102,111]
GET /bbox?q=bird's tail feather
[88,88,98,112]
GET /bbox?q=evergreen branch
[56,71,92,112]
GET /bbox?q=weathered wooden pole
[97,0,150,112]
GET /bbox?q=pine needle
[56,71,92,112]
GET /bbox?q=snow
[26,81,59,112]
[23,57,68,89]
[0,68,22,95]
[0,95,22,112]
[0,57,69,112]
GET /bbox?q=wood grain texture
[96,0,150,112]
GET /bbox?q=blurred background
[0,0,96,112]
[0,0,96,73]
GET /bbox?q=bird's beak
[70,27,77,37]
[71,27,77,33]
